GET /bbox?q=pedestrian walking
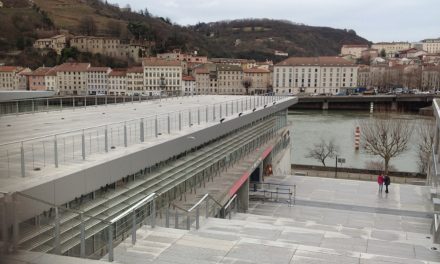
[384,175,391,193]
[377,173,384,193]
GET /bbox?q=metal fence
[0,93,287,179]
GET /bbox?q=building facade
[340,44,369,59]
[33,35,66,55]
[422,39,440,54]
[0,66,31,90]
[217,65,244,94]
[182,75,195,95]
[126,67,144,95]
[56,63,91,95]
[273,57,358,95]
[108,70,127,96]
[87,67,111,95]
[372,42,411,57]
[143,58,182,95]
[243,68,271,94]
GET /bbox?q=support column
[259,162,264,183]
[391,100,398,111]
[237,178,249,212]
[322,101,329,110]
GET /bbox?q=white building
[56,63,91,96]
[33,35,67,55]
[143,58,182,95]
[108,70,127,96]
[372,42,411,57]
[87,67,111,95]
[182,75,195,95]
[273,56,358,95]
[126,67,144,95]
[0,66,31,90]
[422,39,440,54]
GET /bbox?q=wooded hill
[0,0,370,68]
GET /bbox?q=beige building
[243,68,271,94]
[340,44,369,59]
[33,35,66,55]
[0,66,31,90]
[143,58,183,95]
[70,36,148,62]
[217,64,244,94]
[372,42,411,57]
[56,63,91,95]
[126,67,144,95]
[108,70,127,96]
[87,67,111,95]
[210,58,256,70]
[194,67,217,94]
[357,65,370,88]
[158,50,208,63]
[182,75,195,95]
[273,57,358,94]
[422,39,440,54]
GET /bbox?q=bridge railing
[0,93,288,179]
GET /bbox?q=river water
[288,110,432,173]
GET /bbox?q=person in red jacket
[377,173,384,193]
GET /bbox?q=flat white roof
[0,95,296,194]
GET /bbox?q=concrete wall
[16,98,297,222]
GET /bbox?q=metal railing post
[206,106,208,123]
[175,211,179,229]
[186,214,190,230]
[151,199,156,228]
[140,118,145,142]
[81,131,85,160]
[53,135,58,168]
[80,214,85,258]
[198,108,200,125]
[72,97,75,111]
[105,127,108,152]
[132,210,136,245]
[189,110,192,126]
[196,207,200,230]
[167,114,171,134]
[108,224,114,262]
[1,199,8,254]
[54,207,60,254]
[47,98,49,111]
[32,99,35,113]
[205,200,209,218]
[155,116,158,137]
[165,206,170,228]
[16,101,19,115]
[220,104,222,118]
[213,105,216,120]
[12,194,18,252]
[124,122,128,147]
[226,103,228,116]
[20,142,25,177]
[179,112,182,131]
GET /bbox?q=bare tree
[305,138,339,167]
[242,78,252,95]
[359,118,413,175]
[365,160,397,172]
[79,16,97,36]
[416,119,435,173]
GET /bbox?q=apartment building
[56,63,91,95]
[422,39,440,54]
[28,67,52,91]
[243,68,271,94]
[70,36,148,62]
[210,58,257,70]
[33,35,66,55]
[143,58,182,94]
[108,70,127,96]
[340,44,369,59]
[273,57,358,94]
[357,65,370,88]
[217,64,244,94]
[158,50,208,63]
[126,67,144,95]
[0,66,31,90]
[87,67,111,95]
[182,75,195,95]
[372,42,411,57]
[194,67,215,94]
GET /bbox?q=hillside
[0,0,370,67]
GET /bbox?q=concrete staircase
[109,212,440,264]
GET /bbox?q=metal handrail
[223,194,238,220]
[110,192,156,223]
[0,93,283,147]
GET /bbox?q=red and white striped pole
[355,126,360,150]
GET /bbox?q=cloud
[112,0,440,42]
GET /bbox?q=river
[288,110,433,173]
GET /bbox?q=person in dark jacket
[384,175,391,193]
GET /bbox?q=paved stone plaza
[103,176,440,264]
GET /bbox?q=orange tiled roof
[87,67,110,72]
[0,66,21,72]
[182,75,195,81]
[243,68,270,73]
[109,70,127,77]
[127,67,143,73]
[55,63,90,72]
[143,58,181,67]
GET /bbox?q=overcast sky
[112,0,439,42]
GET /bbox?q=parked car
[393,88,403,94]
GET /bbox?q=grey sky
[112,0,439,42]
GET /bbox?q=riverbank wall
[291,164,426,185]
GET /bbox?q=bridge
[293,94,437,111]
